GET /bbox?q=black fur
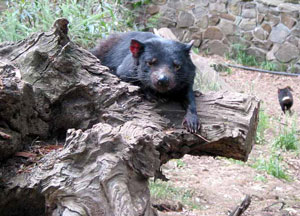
[91,32,200,132]
[278,86,293,114]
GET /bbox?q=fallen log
[0,19,259,216]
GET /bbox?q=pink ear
[130,39,144,58]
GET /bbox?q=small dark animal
[278,86,293,114]
[90,32,200,132]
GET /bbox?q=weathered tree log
[0,19,259,216]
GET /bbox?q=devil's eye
[174,63,181,70]
[147,58,157,66]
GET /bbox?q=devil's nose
[157,75,169,87]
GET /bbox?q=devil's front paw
[182,113,200,133]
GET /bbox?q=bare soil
[156,56,300,216]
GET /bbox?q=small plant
[175,159,185,168]
[130,0,151,9]
[0,0,135,47]
[226,158,245,165]
[254,174,267,183]
[192,47,200,54]
[211,63,232,75]
[149,179,202,210]
[143,13,160,30]
[227,44,258,67]
[252,153,290,180]
[225,67,233,75]
[273,119,299,151]
[261,61,277,71]
[256,108,270,145]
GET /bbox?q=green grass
[225,158,245,165]
[273,119,299,151]
[226,43,289,72]
[227,44,259,67]
[251,153,290,180]
[175,159,186,168]
[0,0,136,47]
[254,174,267,183]
[256,109,270,145]
[131,0,151,9]
[149,179,202,210]
[260,61,278,71]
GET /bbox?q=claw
[183,113,200,133]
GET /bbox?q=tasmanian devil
[278,86,293,114]
[90,31,200,132]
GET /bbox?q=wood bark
[0,19,260,216]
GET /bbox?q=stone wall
[147,0,300,72]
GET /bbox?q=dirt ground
[156,56,300,216]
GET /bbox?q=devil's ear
[130,39,145,58]
[185,40,194,51]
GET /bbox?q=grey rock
[266,44,280,61]
[152,0,167,5]
[258,14,264,24]
[193,39,202,47]
[280,11,299,19]
[287,35,299,47]
[262,23,272,33]
[275,43,299,63]
[244,2,256,9]
[220,13,236,21]
[195,0,209,7]
[242,31,254,41]
[252,39,273,51]
[292,29,300,38]
[189,26,201,32]
[203,27,224,40]
[227,35,246,45]
[159,18,176,28]
[281,13,296,29]
[247,47,266,62]
[160,7,177,22]
[208,14,220,26]
[269,8,280,16]
[265,13,280,26]
[170,28,188,41]
[167,0,182,10]
[191,31,203,40]
[242,9,257,18]
[239,19,257,31]
[218,0,229,3]
[209,3,227,13]
[278,3,300,15]
[295,22,300,30]
[201,40,229,56]
[147,4,160,15]
[219,19,237,35]
[253,27,269,40]
[228,0,242,15]
[195,15,209,29]
[177,11,195,28]
[288,63,300,74]
[269,23,290,43]
[192,6,207,20]
[257,3,269,13]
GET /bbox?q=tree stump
[0,19,260,216]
